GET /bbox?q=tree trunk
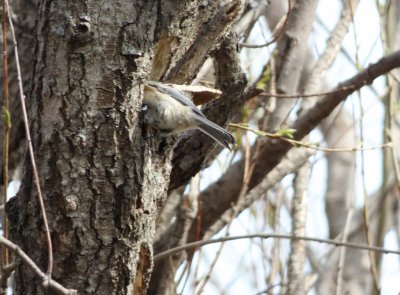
[6,0,244,294]
[8,1,165,294]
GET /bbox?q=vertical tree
[6,0,245,294]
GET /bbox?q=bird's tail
[195,116,236,151]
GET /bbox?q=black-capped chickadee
[143,81,236,151]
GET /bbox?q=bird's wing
[146,81,206,118]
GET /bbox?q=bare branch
[239,0,291,48]
[202,148,314,240]
[251,49,400,187]
[5,0,53,277]
[0,236,76,295]
[230,123,392,152]
[193,49,400,246]
[154,233,400,262]
[1,0,11,279]
[257,83,370,99]
[303,0,361,94]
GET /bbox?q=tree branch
[5,0,53,276]
[0,236,76,295]
[154,233,400,262]
[200,148,314,240]
[195,49,400,242]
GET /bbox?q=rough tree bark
[6,0,245,294]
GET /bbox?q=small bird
[143,81,236,151]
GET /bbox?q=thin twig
[230,123,392,152]
[304,0,360,95]
[0,236,76,295]
[336,206,355,295]
[356,69,381,292]
[256,82,367,99]
[194,233,226,295]
[195,132,254,294]
[154,233,400,262]
[334,115,357,295]
[348,0,361,68]
[315,16,380,97]
[240,0,291,48]
[335,115,357,295]
[5,0,53,277]
[192,248,203,291]
[1,0,11,279]
[177,174,200,293]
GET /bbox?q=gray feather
[194,116,236,151]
